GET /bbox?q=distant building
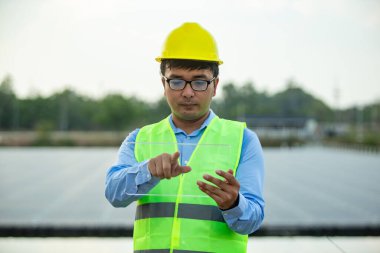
[240,116,319,140]
[321,122,350,137]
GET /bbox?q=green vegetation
[212,80,334,121]
[1,74,379,147]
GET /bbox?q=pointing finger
[180,165,191,173]
[172,165,191,177]
[171,151,180,164]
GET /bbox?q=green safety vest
[134,115,247,253]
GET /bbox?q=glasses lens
[191,80,208,91]
[169,79,186,90]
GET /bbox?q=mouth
[179,101,196,106]
[178,103,198,111]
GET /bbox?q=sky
[0,0,379,108]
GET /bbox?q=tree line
[0,75,379,131]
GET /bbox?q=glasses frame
[161,75,217,91]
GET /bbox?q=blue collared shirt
[105,111,265,234]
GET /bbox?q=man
[105,22,264,253]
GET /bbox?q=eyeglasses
[162,75,216,91]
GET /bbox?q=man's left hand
[197,169,240,210]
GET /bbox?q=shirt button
[186,136,190,140]
[184,160,188,164]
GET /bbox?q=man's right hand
[148,151,191,179]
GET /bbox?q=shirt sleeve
[221,128,265,234]
[105,129,160,207]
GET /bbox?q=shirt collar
[169,110,216,135]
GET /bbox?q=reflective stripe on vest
[134,116,248,253]
[136,203,224,222]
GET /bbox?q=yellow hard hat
[156,22,223,65]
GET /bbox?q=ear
[161,78,167,96]
[212,77,219,97]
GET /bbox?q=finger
[216,169,238,185]
[207,191,224,204]
[197,182,224,203]
[172,165,191,177]
[197,180,224,197]
[200,187,224,202]
[171,151,180,164]
[203,174,228,190]
[147,159,156,176]
[162,155,172,179]
[179,165,191,173]
[156,157,165,179]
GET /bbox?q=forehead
[164,67,213,78]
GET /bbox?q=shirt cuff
[135,161,160,186]
[221,192,247,221]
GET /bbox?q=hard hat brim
[155,57,223,65]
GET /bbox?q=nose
[181,83,195,98]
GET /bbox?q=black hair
[160,59,219,78]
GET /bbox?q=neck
[172,111,210,134]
